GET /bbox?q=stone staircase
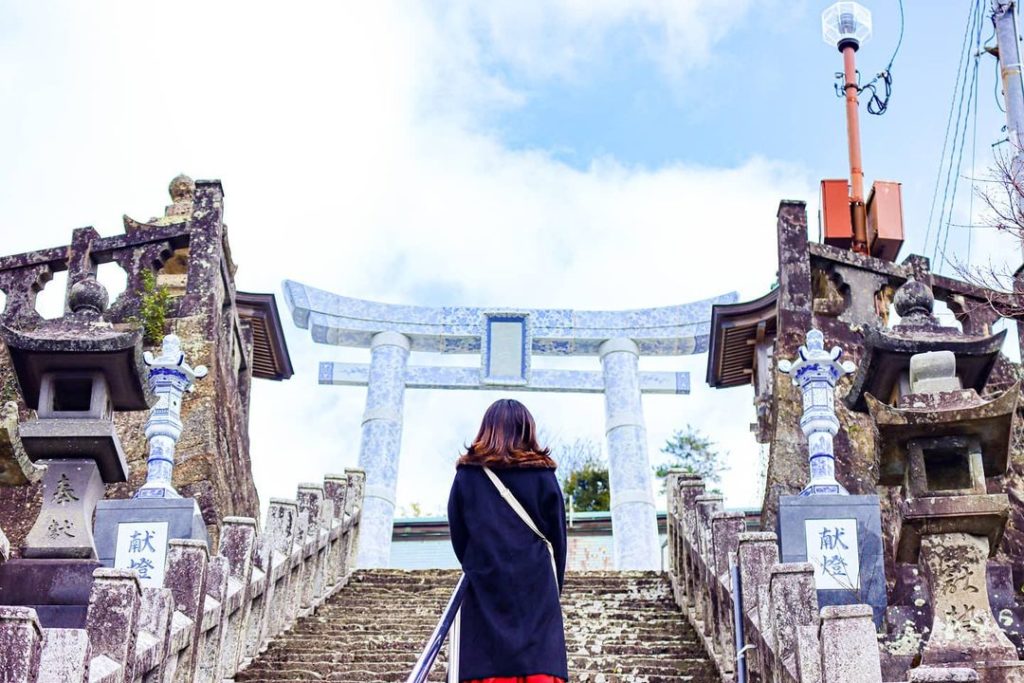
[236,569,718,683]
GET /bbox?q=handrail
[405,573,468,683]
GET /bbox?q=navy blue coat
[448,463,568,681]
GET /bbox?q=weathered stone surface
[920,533,1018,666]
[911,351,962,394]
[768,562,819,678]
[0,401,42,486]
[737,531,777,628]
[819,604,882,683]
[85,568,142,677]
[23,459,104,559]
[238,570,720,683]
[761,201,1024,592]
[38,626,90,681]
[0,605,41,683]
[0,558,101,628]
[909,666,981,681]
[0,179,260,555]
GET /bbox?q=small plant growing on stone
[134,270,171,344]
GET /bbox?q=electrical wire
[968,28,982,266]
[936,0,985,271]
[863,0,904,115]
[924,0,982,257]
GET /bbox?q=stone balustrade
[666,472,885,683]
[0,470,364,683]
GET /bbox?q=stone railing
[666,472,886,683]
[0,470,364,683]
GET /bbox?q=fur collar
[457,453,558,470]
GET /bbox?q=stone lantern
[0,276,153,626]
[868,350,1022,675]
[93,333,209,587]
[776,327,888,626]
[849,279,1023,677]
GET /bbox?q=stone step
[238,570,719,683]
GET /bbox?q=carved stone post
[165,538,209,682]
[218,516,257,678]
[85,568,143,680]
[819,604,882,683]
[262,498,299,640]
[679,479,706,609]
[323,473,350,589]
[38,627,90,682]
[297,483,327,610]
[0,606,41,683]
[768,562,818,679]
[711,511,745,673]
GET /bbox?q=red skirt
[464,678,565,683]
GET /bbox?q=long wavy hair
[458,398,556,469]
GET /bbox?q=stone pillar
[599,337,659,570]
[768,562,818,679]
[819,604,883,683]
[356,331,410,568]
[0,606,41,683]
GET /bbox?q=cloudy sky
[1,1,1020,518]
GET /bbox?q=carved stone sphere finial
[168,174,195,202]
[68,276,109,316]
[893,278,934,319]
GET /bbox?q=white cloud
[429,0,756,84]
[0,2,811,521]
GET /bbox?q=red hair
[458,399,555,469]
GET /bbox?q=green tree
[550,437,610,512]
[654,425,725,490]
[563,467,610,512]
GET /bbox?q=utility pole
[992,1,1024,228]
[822,3,873,255]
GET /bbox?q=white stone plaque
[804,518,859,590]
[484,316,527,383]
[114,521,169,588]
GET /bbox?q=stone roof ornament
[136,334,207,499]
[844,279,1006,412]
[123,173,196,232]
[892,277,936,323]
[778,328,856,496]
[67,275,109,318]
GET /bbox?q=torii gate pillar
[600,338,660,569]
[356,331,411,567]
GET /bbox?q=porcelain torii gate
[283,280,737,570]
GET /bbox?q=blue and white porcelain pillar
[356,331,411,567]
[777,329,855,496]
[599,337,660,569]
[137,334,207,498]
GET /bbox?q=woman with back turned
[447,398,569,683]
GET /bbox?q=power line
[925,0,978,258]
[937,0,985,271]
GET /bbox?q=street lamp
[822,2,872,52]
[822,2,873,254]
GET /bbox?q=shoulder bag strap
[482,466,558,581]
